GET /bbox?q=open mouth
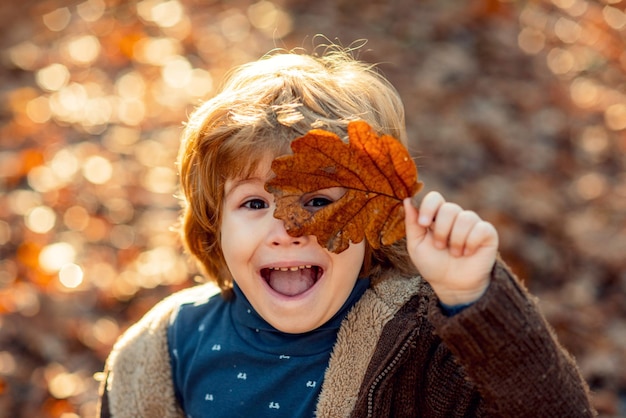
[260,265,323,297]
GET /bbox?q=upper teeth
[270,265,312,272]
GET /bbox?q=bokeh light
[36,64,70,92]
[605,103,626,131]
[25,206,56,234]
[63,35,101,65]
[59,263,84,289]
[82,155,113,185]
[76,0,106,22]
[42,7,71,32]
[39,242,76,273]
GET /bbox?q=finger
[464,221,499,256]
[448,210,481,257]
[416,191,445,227]
[404,198,427,243]
[431,202,462,249]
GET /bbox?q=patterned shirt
[168,278,370,418]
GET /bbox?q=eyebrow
[224,176,265,197]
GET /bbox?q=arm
[404,192,595,417]
[428,260,595,417]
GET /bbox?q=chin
[269,317,321,334]
[261,297,328,334]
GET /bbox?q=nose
[267,216,308,247]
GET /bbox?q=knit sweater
[98,261,595,417]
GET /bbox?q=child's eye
[242,198,268,210]
[302,188,345,212]
[304,197,333,208]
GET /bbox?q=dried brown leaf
[265,120,423,253]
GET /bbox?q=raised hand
[403,191,499,306]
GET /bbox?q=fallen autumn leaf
[266,120,423,253]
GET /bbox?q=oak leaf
[265,120,423,253]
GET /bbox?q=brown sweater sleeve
[428,261,596,417]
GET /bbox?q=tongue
[268,268,316,296]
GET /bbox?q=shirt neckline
[230,278,370,356]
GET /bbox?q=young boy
[97,47,595,417]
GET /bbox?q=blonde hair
[177,46,417,294]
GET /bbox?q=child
[97,46,595,417]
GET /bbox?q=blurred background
[0,0,625,416]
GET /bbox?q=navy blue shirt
[168,278,370,418]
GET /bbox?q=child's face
[220,157,366,334]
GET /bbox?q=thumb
[403,197,427,245]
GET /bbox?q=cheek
[219,215,239,267]
[333,242,366,278]
[219,212,260,274]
